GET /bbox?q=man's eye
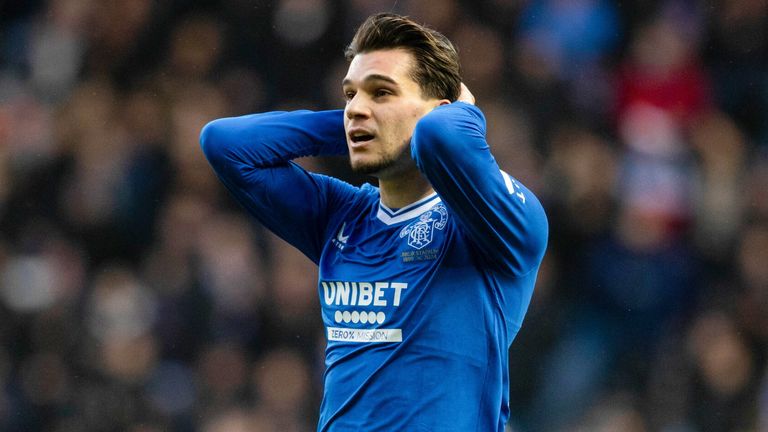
[374,89,391,97]
[344,91,356,100]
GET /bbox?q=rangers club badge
[399,204,448,250]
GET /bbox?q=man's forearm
[199,109,353,262]
[200,109,347,173]
[411,102,548,276]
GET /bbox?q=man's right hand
[457,83,475,105]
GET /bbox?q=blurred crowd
[0,0,767,431]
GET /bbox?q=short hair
[345,13,462,102]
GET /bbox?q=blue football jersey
[200,102,548,431]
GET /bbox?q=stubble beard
[351,155,398,176]
[350,139,412,177]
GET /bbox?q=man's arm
[411,99,548,276]
[200,109,357,263]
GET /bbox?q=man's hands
[457,83,475,105]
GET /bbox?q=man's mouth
[347,127,376,146]
[350,133,375,144]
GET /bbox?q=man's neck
[377,169,434,209]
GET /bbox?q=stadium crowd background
[0,0,767,431]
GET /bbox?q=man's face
[342,49,445,178]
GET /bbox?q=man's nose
[345,94,371,119]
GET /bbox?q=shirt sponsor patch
[327,327,403,343]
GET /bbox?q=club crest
[399,204,448,250]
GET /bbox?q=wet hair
[345,13,462,101]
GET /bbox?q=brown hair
[345,13,462,102]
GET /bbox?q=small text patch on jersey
[327,327,402,343]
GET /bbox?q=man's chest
[317,202,455,340]
[324,201,451,273]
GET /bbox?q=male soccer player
[200,13,548,432]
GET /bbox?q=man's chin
[350,158,393,176]
[349,143,411,177]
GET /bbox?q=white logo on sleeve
[501,170,526,203]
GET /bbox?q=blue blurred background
[0,0,767,431]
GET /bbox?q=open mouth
[350,133,375,144]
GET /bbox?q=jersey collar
[376,193,441,225]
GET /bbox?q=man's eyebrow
[342,74,399,87]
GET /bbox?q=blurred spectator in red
[615,7,711,126]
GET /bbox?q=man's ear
[437,99,451,106]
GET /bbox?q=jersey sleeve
[411,102,548,276]
[200,109,359,263]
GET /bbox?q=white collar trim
[376,193,441,225]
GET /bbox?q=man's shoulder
[314,176,379,213]
[359,182,379,196]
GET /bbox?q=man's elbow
[200,117,247,170]
[199,118,227,161]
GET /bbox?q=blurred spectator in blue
[515,0,620,121]
[517,0,620,82]
[529,187,700,429]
